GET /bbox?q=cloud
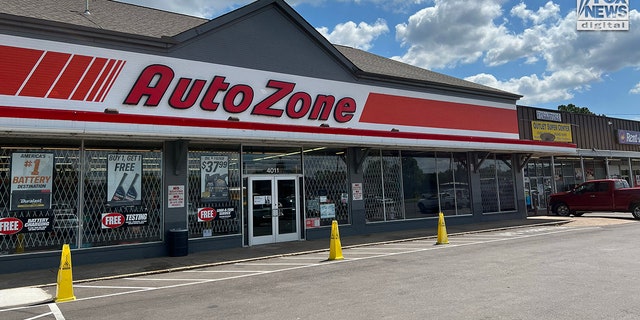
[631,82,640,94]
[393,0,640,105]
[317,19,389,50]
[119,0,251,17]
[465,66,600,105]
[510,1,560,25]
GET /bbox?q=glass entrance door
[248,176,299,245]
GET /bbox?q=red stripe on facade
[71,58,107,101]
[19,51,71,98]
[87,59,116,102]
[48,55,94,99]
[0,46,44,96]
[360,93,519,134]
[96,60,124,102]
[0,106,576,149]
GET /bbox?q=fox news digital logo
[577,0,629,30]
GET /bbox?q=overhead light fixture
[104,108,119,114]
[227,116,240,121]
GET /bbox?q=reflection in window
[363,150,403,222]
[242,146,302,175]
[479,153,516,213]
[303,148,349,226]
[401,151,470,218]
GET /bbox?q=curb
[0,287,54,309]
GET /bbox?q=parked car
[548,179,640,219]
[53,213,80,230]
[52,203,79,230]
[418,193,454,213]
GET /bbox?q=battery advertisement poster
[10,152,54,211]
[200,155,229,202]
[107,154,142,206]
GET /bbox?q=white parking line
[74,284,157,289]
[184,270,268,273]
[347,247,408,250]
[125,278,219,281]
[278,256,328,260]
[17,226,595,311]
[234,262,314,266]
[49,303,65,320]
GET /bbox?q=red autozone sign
[123,65,357,123]
[0,35,526,144]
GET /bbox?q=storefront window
[0,145,81,253]
[243,146,302,175]
[82,147,162,248]
[187,147,241,238]
[363,150,403,222]
[523,158,552,214]
[608,158,630,183]
[554,157,583,192]
[582,158,606,180]
[0,141,163,254]
[479,153,516,213]
[632,159,640,187]
[401,151,471,218]
[303,147,349,226]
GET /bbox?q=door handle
[272,208,283,217]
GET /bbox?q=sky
[119,0,640,120]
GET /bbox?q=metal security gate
[0,143,163,254]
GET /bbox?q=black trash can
[167,228,188,257]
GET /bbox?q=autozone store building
[0,0,575,272]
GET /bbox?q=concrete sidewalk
[0,216,573,309]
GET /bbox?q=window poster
[107,154,142,206]
[10,152,54,211]
[200,155,229,202]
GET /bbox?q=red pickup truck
[548,179,640,219]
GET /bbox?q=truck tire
[631,203,640,220]
[553,203,571,216]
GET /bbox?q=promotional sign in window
[320,203,336,219]
[107,154,142,206]
[195,207,237,222]
[101,212,148,229]
[0,216,54,235]
[10,153,54,211]
[168,185,185,208]
[200,155,229,202]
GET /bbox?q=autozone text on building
[124,64,357,123]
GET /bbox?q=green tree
[557,103,594,115]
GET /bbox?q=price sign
[200,155,230,202]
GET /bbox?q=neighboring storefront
[0,0,575,272]
[518,106,640,215]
